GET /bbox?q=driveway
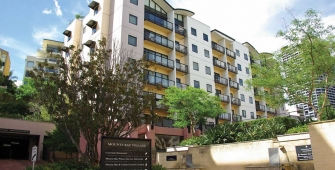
[0,159,47,170]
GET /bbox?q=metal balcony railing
[232,114,242,122]
[175,43,188,54]
[255,102,266,111]
[144,51,174,69]
[231,97,241,106]
[176,82,188,90]
[175,24,186,36]
[215,93,230,103]
[267,107,276,114]
[227,64,238,74]
[214,76,228,86]
[211,42,225,54]
[144,29,174,49]
[229,80,239,90]
[144,12,173,30]
[226,48,236,59]
[213,58,226,69]
[218,113,231,120]
[176,63,188,74]
[146,75,175,88]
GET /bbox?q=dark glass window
[191,28,197,36]
[128,35,137,46]
[203,33,208,41]
[192,44,198,53]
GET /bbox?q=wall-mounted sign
[166,155,177,161]
[0,128,30,134]
[295,145,313,161]
[100,137,151,170]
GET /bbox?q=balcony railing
[218,113,231,120]
[45,68,59,74]
[144,29,174,49]
[226,48,236,59]
[229,80,239,90]
[48,58,58,63]
[232,114,242,122]
[176,63,188,74]
[144,12,173,30]
[155,117,175,128]
[176,82,188,90]
[144,51,174,69]
[255,102,266,111]
[175,25,186,37]
[214,76,228,86]
[213,58,226,69]
[231,97,241,106]
[267,107,276,114]
[146,75,175,88]
[227,64,238,74]
[215,93,230,103]
[175,43,188,54]
[211,42,225,54]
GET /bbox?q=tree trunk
[190,123,195,137]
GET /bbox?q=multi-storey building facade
[63,0,281,149]
[23,39,63,79]
[0,48,10,76]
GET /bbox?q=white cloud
[42,8,52,14]
[15,80,23,87]
[32,27,61,45]
[86,0,90,4]
[53,0,62,16]
[0,36,35,59]
[168,0,297,53]
[323,14,335,29]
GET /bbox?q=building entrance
[0,133,38,160]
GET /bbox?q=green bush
[179,136,209,146]
[285,124,309,134]
[25,160,99,170]
[152,164,167,170]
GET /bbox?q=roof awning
[86,20,97,28]
[61,46,69,52]
[83,40,96,47]
[88,1,99,9]
[63,30,71,36]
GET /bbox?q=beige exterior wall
[0,48,10,76]
[309,120,335,170]
[158,133,314,170]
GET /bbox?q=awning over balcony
[88,1,99,9]
[83,40,96,47]
[86,20,97,28]
[63,30,71,36]
[61,46,69,52]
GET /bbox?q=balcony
[255,102,266,111]
[229,80,239,90]
[211,42,225,54]
[231,97,241,106]
[227,64,238,74]
[144,50,174,69]
[226,48,236,59]
[218,113,231,120]
[155,117,175,128]
[175,43,188,55]
[213,58,226,70]
[267,107,276,114]
[176,82,188,90]
[175,25,186,37]
[216,93,230,103]
[256,115,261,119]
[232,114,242,122]
[176,63,188,74]
[144,29,174,49]
[146,75,175,88]
[214,76,228,86]
[144,12,173,31]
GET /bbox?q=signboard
[296,145,313,161]
[0,128,30,134]
[100,137,151,170]
[31,145,37,162]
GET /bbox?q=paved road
[0,159,47,170]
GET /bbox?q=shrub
[25,160,99,170]
[152,164,167,170]
[179,136,209,146]
[285,124,309,134]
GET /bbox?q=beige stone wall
[308,120,335,170]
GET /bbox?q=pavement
[0,159,47,170]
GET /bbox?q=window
[251,112,255,119]
[129,14,137,25]
[130,0,138,5]
[236,49,240,57]
[67,33,71,42]
[65,51,69,57]
[94,5,99,15]
[249,97,253,104]
[90,44,96,53]
[25,71,30,77]
[242,110,246,118]
[246,67,250,74]
[240,94,245,101]
[203,33,208,41]
[216,89,221,94]
[239,79,243,86]
[194,80,200,88]
[191,28,197,36]
[205,66,211,75]
[83,26,86,34]
[92,24,97,35]
[237,64,242,71]
[204,49,209,58]
[244,53,248,61]
[192,44,198,53]
[206,84,212,93]
[128,35,137,46]
[193,62,199,71]
[27,61,34,68]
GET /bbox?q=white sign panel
[31,145,37,162]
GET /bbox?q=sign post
[31,145,37,170]
[100,137,151,170]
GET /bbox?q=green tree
[161,86,224,136]
[246,9,335,120]
[317,94,335,120]
[31,38,154,165]
[44,128,78,158]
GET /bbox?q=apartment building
[0,48,10,76]
[23,39,63,79]
[63,0,280,149]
